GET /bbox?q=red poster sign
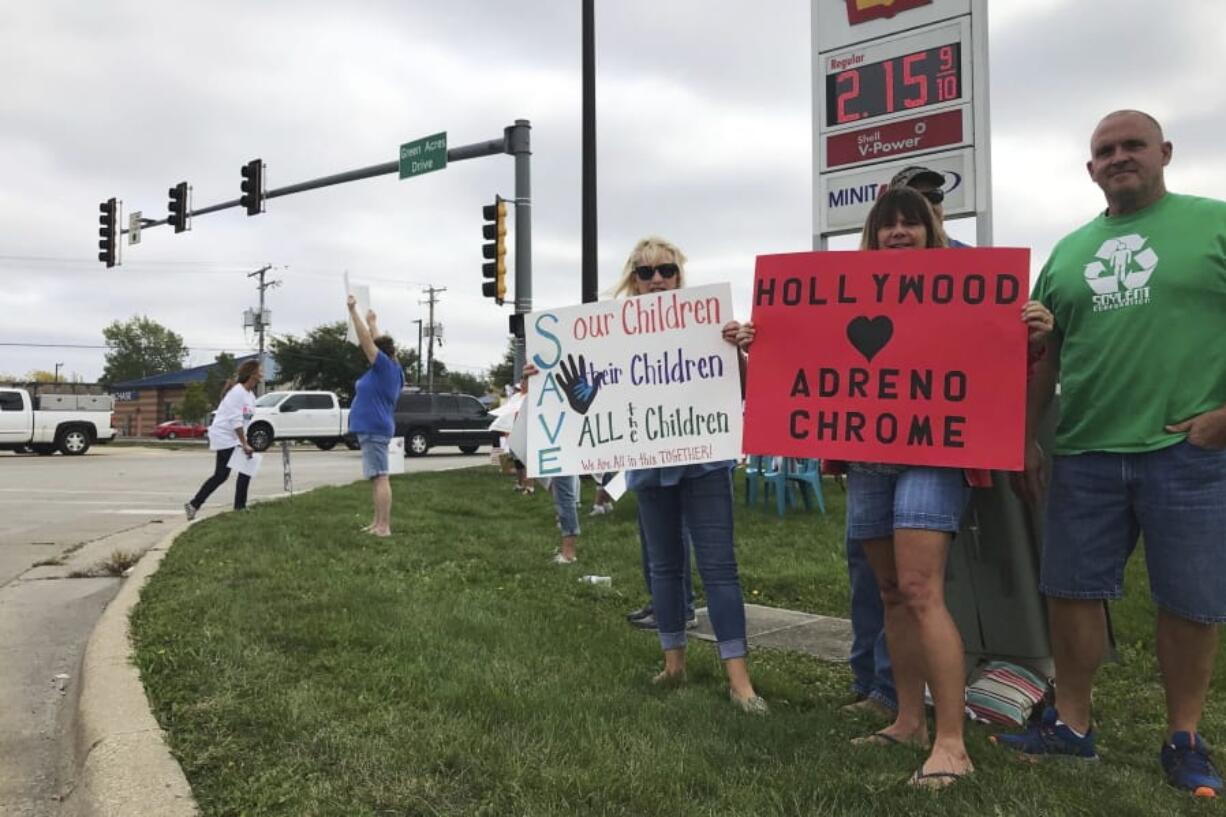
[744,248,1029,470]
[826,110,964,168]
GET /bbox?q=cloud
[1,0,1223,381]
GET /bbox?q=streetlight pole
[54,363,63,384]
[581,0,598,304]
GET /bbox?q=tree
[100,316,188,385]
[446,370,491,397]
[488,341,517,392]
[271,322,371,402]
[179,383,210,423]
[203,352,236,406]
[24,370,58,383]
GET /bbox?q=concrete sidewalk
[67,531,852,817]
[691,604,852,660]
[62,524,197,817]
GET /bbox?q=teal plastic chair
[744,455,768,506]
[786,458,827,514]
[762,457,800,517]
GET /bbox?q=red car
[153,420,207,440]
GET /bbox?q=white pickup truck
[246,390,356,452]
[0,387,116,455]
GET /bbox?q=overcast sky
[3,0,1224,383]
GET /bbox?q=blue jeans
[550,475,580,537]
[1042,441,1226,623]
[846,532,897,710]
[636,468,748,660]
[638,506,694,616]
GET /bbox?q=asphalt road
[0,443,481,816]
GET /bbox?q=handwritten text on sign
[526,284,743,477]
[743,248,1029,470]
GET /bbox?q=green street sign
[399,132,447,179]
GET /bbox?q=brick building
[109,354,274,437]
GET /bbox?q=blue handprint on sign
[555,354,604,415]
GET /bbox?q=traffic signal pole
[117,132,512,232]
[108,121,533,383]
[508,120,531,383]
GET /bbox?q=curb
[63,522,199,817]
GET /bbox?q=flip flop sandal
[851,731,903,747]
[908,768,969,790]
[851,731,928,748]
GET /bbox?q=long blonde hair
[611,236,688,298]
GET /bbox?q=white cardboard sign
[525,284,743,478]
[343,272,373,345]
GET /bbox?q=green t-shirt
[1033,192,1226,454]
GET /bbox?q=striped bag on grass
[964,661,1048,727]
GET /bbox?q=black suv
[393,392,500,456]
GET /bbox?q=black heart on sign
[846,316,894,363]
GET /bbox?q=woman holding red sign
[738,188,1053,787]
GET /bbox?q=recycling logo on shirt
[1082,234,1157,312]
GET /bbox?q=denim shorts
[357,433,391,479]
[845,465,971,541]
[1041,441,1226,624]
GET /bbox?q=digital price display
[826,42,962,127]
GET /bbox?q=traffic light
[240,159,265,216]
[98,198,119,268]
[482,196,507,304]
[167,181,189,233]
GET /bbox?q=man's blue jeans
[846,532,897,711]
[637,469,747,660]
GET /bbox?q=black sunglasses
[920,188,945,206]
[633,263,680,281]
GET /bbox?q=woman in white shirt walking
[185,359,262,518]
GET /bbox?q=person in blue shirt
[346,294,405,537]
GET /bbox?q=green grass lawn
[131,467,1224,816]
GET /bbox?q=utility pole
[54,363,63,384]
[412,319,424,388]
[421,286,446,393]
[245,264,279,395]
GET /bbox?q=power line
[0,341,246,352]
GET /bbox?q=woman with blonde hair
[618,236,766,713]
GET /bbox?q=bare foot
[369,527,391,538]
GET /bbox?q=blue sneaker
[1162,732,1221,798]
[990,706,1099,759]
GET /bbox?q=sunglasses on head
[920,188,945,206]
[633,262,680,281]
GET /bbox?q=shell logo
[845,0,933,25]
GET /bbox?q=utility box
[34,394,113,411]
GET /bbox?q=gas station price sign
[822,20,968,129]
[826,42,961,125]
